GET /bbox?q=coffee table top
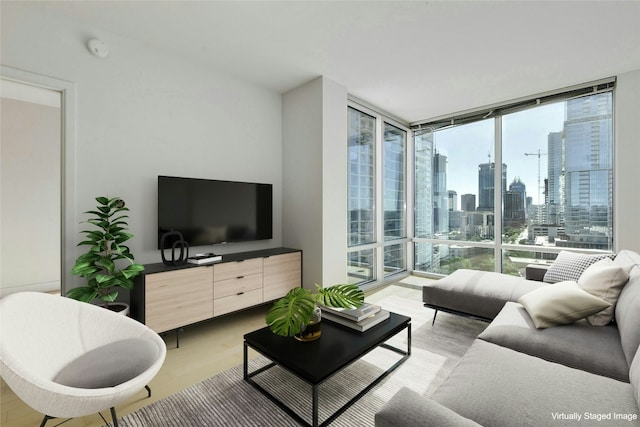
[244,312,410,384]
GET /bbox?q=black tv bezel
[157,175,273,249]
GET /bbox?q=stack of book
[321,303,390,332]
[187,253,222,265]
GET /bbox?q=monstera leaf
[265,284,364,337]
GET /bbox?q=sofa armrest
[375,387,481,427]
[525,264,549,281]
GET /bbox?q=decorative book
[187,255,222,265]
[322,309,390,332]
[321,303,381,322]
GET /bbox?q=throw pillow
[54,338,159,389]
[543,251,614,284]
[518,281,611,329]
[578,258,630,326]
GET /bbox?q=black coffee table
[243,312,411,427]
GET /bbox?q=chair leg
[40,410,120,427]
[432,309,438,326]
[110,407,118,427]
[145,384,151,398]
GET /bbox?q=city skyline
[434,101,565,207]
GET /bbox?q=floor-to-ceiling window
[383,123,407,277]
[348,107,377,284]
[347,104,409,286]
[413,79,615,277]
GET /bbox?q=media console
[131,247,302,345]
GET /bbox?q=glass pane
[414,119,495,241]
[384,243,405,277]
[383,123,406,241]
[347,248,375,285]
[414,242,494,275]
[502,249,558,277]
[348,107,376,247]
[502,92,613,251]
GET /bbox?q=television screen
[157,175,272,249]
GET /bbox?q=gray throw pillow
[543,251,614,284]
[54,338,159,389]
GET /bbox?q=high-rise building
[448,190,457,212]
[562,93,613,249]
[461,194,476,212]
[433,152,448,234]
[504,191,525,227]
[508,177,526,211]
[505,177,526,227]
[547,131,563,226]
[414,132,433,239]
[478,162,507,211]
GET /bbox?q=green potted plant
[66,196,144,312]
[266,284,364,341]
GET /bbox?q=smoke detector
[87,39,109,58]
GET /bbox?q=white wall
[282,77,348,288]
[1,6,284,291]
[614,70,640,253]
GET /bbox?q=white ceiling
[19,1,640,123]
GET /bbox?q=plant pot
[104,302,130,316]
[294,306,322,342]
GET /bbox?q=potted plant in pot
[266,283,364,341]
[66,196,144,314]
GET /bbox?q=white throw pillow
[518,281,611,329]
[578,258,630,326]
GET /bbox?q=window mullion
[494,116,503,273]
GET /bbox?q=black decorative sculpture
[160,231,189,266]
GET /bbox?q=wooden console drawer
[214,288,263,316]
[213,258,263,282]
[145,266,214,333]
[214,273,263,299]
[131,248,302,340]
[263,252,302,301]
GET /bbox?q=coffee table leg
[312,385,319,427]
[243,341,248,380]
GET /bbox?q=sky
[434,101,565,206]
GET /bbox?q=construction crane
[524,149,547,205]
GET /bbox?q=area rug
[119,296,487,426]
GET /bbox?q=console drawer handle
[237,292,244,296]
[237,275,245,279]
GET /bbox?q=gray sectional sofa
[376,249,640,426]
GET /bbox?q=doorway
[0,66,76,296]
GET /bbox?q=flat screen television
[157,175,272,249]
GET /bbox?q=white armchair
[0,291,166,426]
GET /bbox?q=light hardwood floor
[0,282,424,427]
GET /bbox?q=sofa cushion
[53,338,160,389]
[375,387,481,427]
[423,269,546,320]
[431,340,640,427]
[614,250,640,367]
[479,302,629,382]
[543,251,614,284]
[632,350,640,409]
[517,281,611,329]
[578,258,630,326]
